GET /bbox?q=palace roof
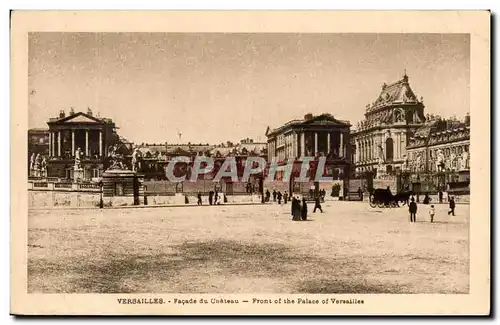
[48,110,115,126]
[366,74,422,112]
[407,115,470,149]
[266,113,351,137]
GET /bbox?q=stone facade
[406,114,470,174]
[352,73,426,177]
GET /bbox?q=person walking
[439,191,443,204]
[409,197,417,222]
[301,197,308,220]
[277,191,282,205]
[448,196,456,216]
[272,190,277,202]
[265,189,271,202]
[284,191,288,204]
[214,191,219,205]
[429,204,435,223]
[358,187,363,201]
[208,190,214,205]
[313,196,323,213]
[197,192,202,205]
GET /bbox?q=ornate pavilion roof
[366,74,421,113]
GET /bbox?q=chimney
[304,113,313,121]
[87,107,93,116]
[465,112,470,125]
[69,107,75,115]
[59,110,65,118]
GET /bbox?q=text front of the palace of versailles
[28,72,470,208]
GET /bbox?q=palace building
[265,113,352,186]
[351,72,426,177]
[44,108,126,180]
[406,113,470,174]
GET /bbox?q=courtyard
[27,201,469,294]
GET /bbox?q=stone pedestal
[73,168,84,182]
[102,169,144,206]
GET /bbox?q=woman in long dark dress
[301,198,308,220]
[291,197,301,221]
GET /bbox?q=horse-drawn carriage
[369,187,412,208]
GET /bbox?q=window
[385,138,394,161]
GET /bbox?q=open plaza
[28,201,469,294]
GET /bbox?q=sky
[28,33,470,145]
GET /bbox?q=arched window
[386,138,394,161]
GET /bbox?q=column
[355,140,359,163]
[300,132,305,157]
[294,133,298,157]
[48,132,52,157]
[71,130,75,156]
[85,130,89,156]
[57,131,61,157]
[340,132,344,157]
[51,131,54,156]
[314,132,318,156]
[99,130,103,157]
[327,133,331,154]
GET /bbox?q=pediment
[55,112,103,124]
[303,114,349,126]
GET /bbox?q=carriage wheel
[377,203,385,208]
[369,197,377,208]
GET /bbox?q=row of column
[356,138,376,163]
[298,131,345,157]
[356,132,405,164]
[48,129,103,157]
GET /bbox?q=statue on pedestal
[29,153,35,176]
[131,148,141,172]
[106,144,126,170]
[41,156,47,177]
[34,153,41,177]
[74,147,82,169]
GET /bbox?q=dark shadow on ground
[296,278,411,294]
[28,239,452,294]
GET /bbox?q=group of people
[197,190,227,206]
[265,189,290,204]
[290,196,324,221]
[408,195,457,223]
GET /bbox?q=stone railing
[28,180,101,192]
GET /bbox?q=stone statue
[106,144,126,170]
[41,156,47,176]
[402,154,409,171]
[461,150,469,170]
[436,149,445,172]
[131,148,141,172]
[377,144,385,166]
[29,153,35,172]
[449,152,457,171]
[415,152,422,172]
[74,147,82,169]
[34,153,41,177]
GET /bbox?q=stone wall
[29,190,101,208]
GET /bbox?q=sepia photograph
[10,11,490,315]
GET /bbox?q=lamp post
[99,181,103,208]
